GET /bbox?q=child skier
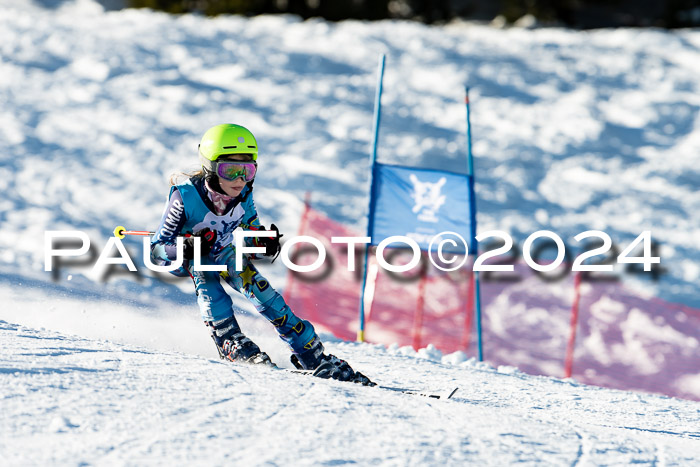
[150,123,372,385]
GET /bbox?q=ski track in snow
[2,320,700,465]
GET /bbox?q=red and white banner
[284,205,700,401]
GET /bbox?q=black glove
[183,228,217,260]
[259,223,283,260]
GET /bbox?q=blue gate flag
[368,163,474,253]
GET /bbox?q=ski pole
[113,226,202,240]
[113,226,199,280]
[113,226,156,239]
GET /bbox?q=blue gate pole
[358,54,386,342]
[465,86,484,361]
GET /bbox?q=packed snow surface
[2,310,700,465]
[1,0,699,464]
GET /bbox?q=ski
[278,367,458,400]
[378,385,459,400]
[220,353,458,400]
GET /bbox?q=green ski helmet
[198,123,258,174]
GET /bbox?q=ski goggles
[216,161,257,182]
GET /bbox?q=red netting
[284,206,700,400]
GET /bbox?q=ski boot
[291,337,374,386]
[221,332,274,365]
[207,317,274,366]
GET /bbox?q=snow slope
[2,312,700,465]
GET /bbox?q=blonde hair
[169,169,204,186]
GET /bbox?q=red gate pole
[461,269,475,351]
[412,267,428,350]
[564,271,583,378]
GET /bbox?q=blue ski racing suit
[150,176,320,359]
